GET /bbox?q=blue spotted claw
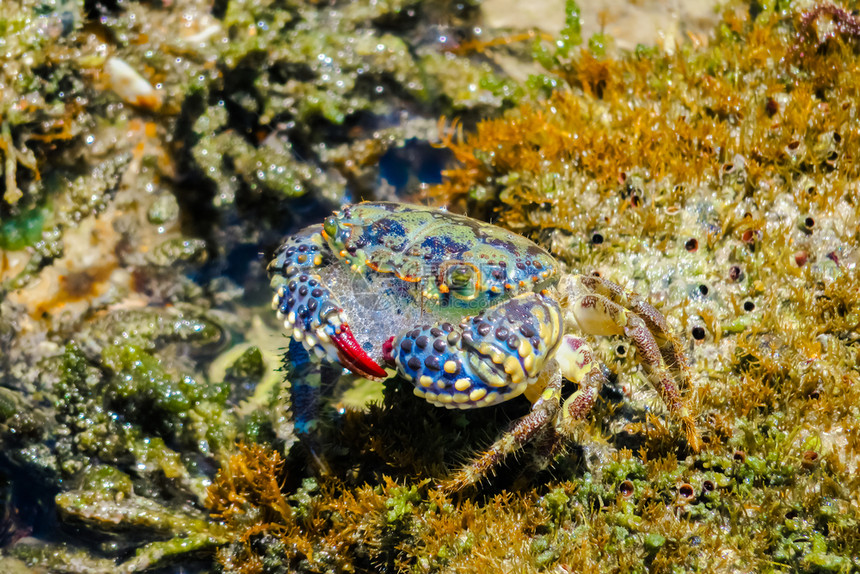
[383,292,564,408]
[269,228,387,380]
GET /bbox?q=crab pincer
[330,323,387,379]
[269,227,387,380]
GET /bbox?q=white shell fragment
[104,56,162,111]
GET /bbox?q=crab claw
[331,323,388,380]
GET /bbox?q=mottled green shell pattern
[323,202,559,311]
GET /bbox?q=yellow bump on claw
[313,254,322,266]
[504,356,523,378]
[469,388,487,402]
[420,376,434,388]
[523,353,536,375]
[437,394,453,404]
[453,393,470,404]
[454,378,472,392]
[538,321,550,342]
[413,388,426,399]
[518,339,534,358]
[444,360,458,374]
[469,354,507,387]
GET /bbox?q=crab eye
[445,263,478,299]
[323,216,339,240]
[450,267,472,286]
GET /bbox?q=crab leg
[576,274,691,381]
[444,366,564,491]
[555,335,607,423]
[285,338,320,433]
[282,338,341,474]
[440,335,606,490]
[560,275,702,452]
[268,226,386,380]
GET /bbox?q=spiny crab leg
[560,274,702,452]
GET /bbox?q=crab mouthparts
[382,336,396,365]
[331,323,388,380]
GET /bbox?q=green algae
[36,463,226,572]
[190,105,319,203]
[0,0,87,205]
[0,206,46,250]
[56,465,212,536]
[188,0,513,210]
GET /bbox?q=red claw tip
[330,322,388,380]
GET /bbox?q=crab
[268,202,700,489]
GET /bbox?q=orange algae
[432,5,860,237]
[207,443,313,573]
